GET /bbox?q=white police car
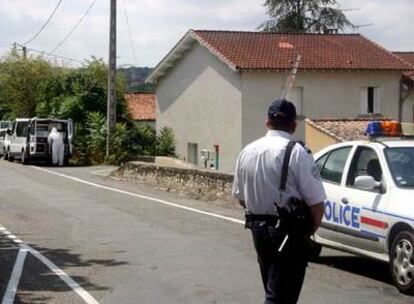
[314,121,414,294]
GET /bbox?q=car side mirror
[354,176,381,191]
[6,129,11,135]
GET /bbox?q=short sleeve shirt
[232,130,326,214]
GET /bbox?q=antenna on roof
[341,8,362,12]
[353,23,374,32]
[280,53,301,100]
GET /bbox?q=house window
[187,143,198,165]
[360,87,381,115]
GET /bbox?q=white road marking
[31,166,245,225]
[0,227,100,304]
[2,248,28,304]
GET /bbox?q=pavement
[0,160,412,303]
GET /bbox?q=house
[125,93,156,128]
[305,118,388,153]
[393,52,414,122]
[146,30,413,173]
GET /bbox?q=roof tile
[192,30,412,71]
[307,118,392,141]
[125,93,156,121]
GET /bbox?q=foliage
[259,0,354,33]
[36,57,129,125]
[118,66,153,92]
[0,50,53,118]
[129,83,155,93]
[156,127,176,157]
[86,112,107,164]
[0,49,175,166]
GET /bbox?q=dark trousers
[249,221,307,304]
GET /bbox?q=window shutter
[360,88,367,114]
[374,87,381,114]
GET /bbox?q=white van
[0,120,12,158]
[4,118,73,165]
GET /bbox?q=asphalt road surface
[0,160,412,304]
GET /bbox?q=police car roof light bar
[366,121,414,140]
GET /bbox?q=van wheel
[390,231,414,294]
[3,148,8,160]
[7,150,14,162]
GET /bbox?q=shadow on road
[0,234,129,303]
[315,254,393,285]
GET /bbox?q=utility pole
[106,0,117,157]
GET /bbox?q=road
[0,160,412,304]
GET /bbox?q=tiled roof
[125,93,156,121]
[394,52,414,66]
[393,52,414,81]
[192,30,412,71]
[306,117,391,142]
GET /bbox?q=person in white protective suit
[47,127,65,166]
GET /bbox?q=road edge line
[0,227,100,304]
[2,248,27,304]
[31,166,245,225]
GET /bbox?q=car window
[385,147,414,188]
[16,121,29,137]
[11,121,16,133]
[318,147,352,184]
[347,147,382,187]
[316,152,329,172]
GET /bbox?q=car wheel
[4,148,8,160]
[390,230,414,294]
[8,150,14,162]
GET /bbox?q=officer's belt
[245,214,279,224]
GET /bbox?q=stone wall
[113,161,235,202]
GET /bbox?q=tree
[259,0,354,33]
[0,50,53,118]
[36,57,129,125]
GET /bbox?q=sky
[0,0,413,67]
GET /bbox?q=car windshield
[385,147,414,188]
[0,121,11,129]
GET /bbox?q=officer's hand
[310,202,325,232]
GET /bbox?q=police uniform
[232,101,326,304]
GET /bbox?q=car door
[316,145,355,245]
[11,121,29,154]
[340,145,388,253]
[10,121,18,153]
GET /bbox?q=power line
[49,0,98,54]
[16,43,83,64]
[24,0,65,45]
[122,0,138,66]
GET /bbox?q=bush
[105,123,130,165]
[156,127,176,157]
[86,112,107,164]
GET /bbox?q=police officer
[232,99,326,304]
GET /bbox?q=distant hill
[118,66,155,93]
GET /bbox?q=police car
[314,121,414,294]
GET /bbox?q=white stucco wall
[156,43,242,173]
[241,70,402,147]
[402,94,414,123]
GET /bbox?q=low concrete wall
[113,161,235,202]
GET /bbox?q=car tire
[390,230,414,295]
[4,148,8,160]
[7,150,14,162]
